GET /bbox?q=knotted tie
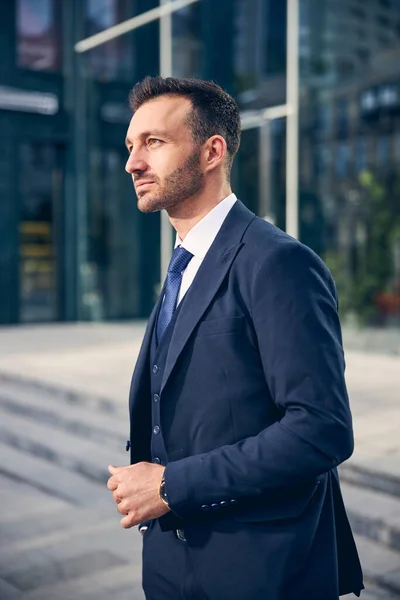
[156,246,193,343]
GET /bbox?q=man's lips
[135,180,155,189]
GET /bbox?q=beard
[136,149,204,214]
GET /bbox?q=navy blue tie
[156,246,193,343]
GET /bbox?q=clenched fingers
[120,513,137,529]
[112,488,122,504]
[107,464,129,491]
[117,501,129,516]
[107,476,118,491]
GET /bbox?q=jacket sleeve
[164,242,354,519]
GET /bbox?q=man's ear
[203,135,227,172]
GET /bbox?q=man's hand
[107,462,170,529]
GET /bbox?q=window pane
[19,143,60,322]
[85,0,134,82]
[86,149,141,319]
[16,0,60,71]
[234,0,286,104]
[172,3,203,78]
[299,0,400,328]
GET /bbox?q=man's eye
[148,138,162,146]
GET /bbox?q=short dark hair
[129,76,241,172]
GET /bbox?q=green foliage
[324,169,400,325]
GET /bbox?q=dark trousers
[142,520,209,600]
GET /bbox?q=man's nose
[125,150,148,174]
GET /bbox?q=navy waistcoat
[149,297,185,467]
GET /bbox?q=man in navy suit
[107,77,364,600]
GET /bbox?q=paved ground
[0,375,144,600]
[0,323,399,599]
[0,323,398,482]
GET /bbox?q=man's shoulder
[244,216,292,246]
[241,216,304,262]
[238,215,332,282]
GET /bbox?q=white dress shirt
[175,193,237,305]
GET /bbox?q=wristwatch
[159,472,169,507]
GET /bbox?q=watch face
[160,478,168,505]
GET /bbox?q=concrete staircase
[0,373,399,599]
[0,375,144,600]
[340,468,400,598]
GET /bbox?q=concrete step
[0,490,70,525]
[0,516,120,563]
[0,578,24,599]
[0,406,127,485]
[0,442,112,509]
[355,534,400,597]
[19,572,143,600]
[0,517,142,595]
[0,471,120,566]
[340,461,400,500]
[23,563,143,600]
[0,378,127,449]
[2,548,125,594]
[342,481,400,553]
[357,584,400,600]
[0,457,143,598]
[0,472,71,522]
[0,392,127,453]
[0,504,111,549]
[0,369,127,415]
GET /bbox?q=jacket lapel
[160,200,255,394]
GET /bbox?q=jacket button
[153,425,160,435]
[153,394,160,402]
[153,365,159,374]
[125,440,131,452]
[201,505,210,511]
[153,457,161,464]
[211,503,219,510]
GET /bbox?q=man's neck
[168,186,232,241]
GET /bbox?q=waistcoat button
[152,365,159,374]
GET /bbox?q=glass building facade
[1,0,399,331]
[300,0,400,329]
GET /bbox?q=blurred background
[0,1,400,599]
[1,0,399,334]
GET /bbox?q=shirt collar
[175,193,237,259]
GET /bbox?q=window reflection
[86,0,134,82]
[87,149,140,320]
[336,144,350,177]
[16,0,60,71]
[19,143,61,322]
[172,3,202,78]
[377,136,390,167]
[234,0,286,106]
[300,0,400,327]
[355,139,367,173]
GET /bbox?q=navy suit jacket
[128,200,364,599]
